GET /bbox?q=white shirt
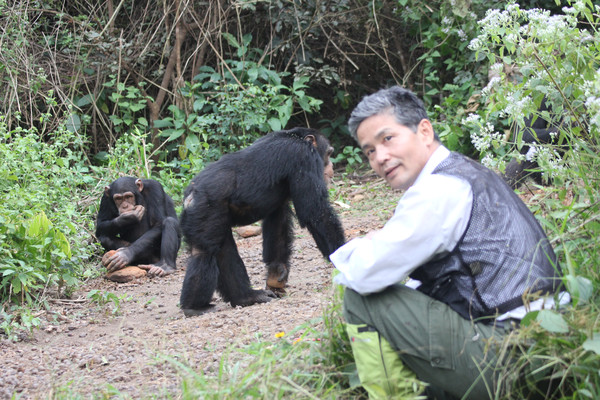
[331,146,473,294]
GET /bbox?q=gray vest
[410,152,561,322]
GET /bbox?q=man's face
[357,113,435,191]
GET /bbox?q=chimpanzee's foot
[230,289,277,307]
[139,264,175,277]
[182,304,216,317]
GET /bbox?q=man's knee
[342,287,371,325]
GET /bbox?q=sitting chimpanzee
[504,99,563,189]
[179,127,346,316]
[96,177,181,282]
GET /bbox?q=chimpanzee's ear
[304,134,317,148]
[135,179,144,193]
[104,186,111,197]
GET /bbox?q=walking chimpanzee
[179,127,346,316]
[96,177,181,282]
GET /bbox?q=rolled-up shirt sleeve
[331,173,473,294]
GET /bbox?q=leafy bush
[155,34,323,164]
[0,117,96,308]
[331,146,365,174]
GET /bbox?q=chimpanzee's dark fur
[179,127,345,315]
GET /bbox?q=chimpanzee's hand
[102,248,133,272]
[117,205,146,224]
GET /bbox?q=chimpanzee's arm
[290,161,345,257]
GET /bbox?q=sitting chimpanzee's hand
[102,248,133,272]
[116,204,146,225]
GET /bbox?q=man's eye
[384,135,393,141]
[365,149,374,157]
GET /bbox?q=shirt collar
[413,145,450,187]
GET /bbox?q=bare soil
[0,176,393,399]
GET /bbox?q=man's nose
[374,146,390,165]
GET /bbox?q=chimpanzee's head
[295,128,334,183]
[104,177,145,215]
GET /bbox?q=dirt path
[1,179,391,399]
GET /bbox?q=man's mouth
[384,164,399,178]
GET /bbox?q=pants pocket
[428,299,456,370]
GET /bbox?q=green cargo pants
[343,284,509,400]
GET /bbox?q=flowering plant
[463,1,599,185]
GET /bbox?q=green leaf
[54,231,72,259]
[267,118,281,131]
[76,94,94,107]
[565,275,593,305]
[11,278,21,294]
[65,114,81,133]
[185,133,200,147]
[153,118,173,129]
[28,213,51,237]
[222,32,240,49]
[537,310,569,333]
[520,311,538,327]
[297,96,311,111]
[582,335,600,355]
[168,130,184,141]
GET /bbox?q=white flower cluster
[523,10,575,41]
[468,37,483,51]
[489,63,504,75]
[470,122,503,153]
[585,96,600,130]
[478,8,513,30]
[535,146,565,180]
[462,113,481,124]
[481,153,496,169]
[481,76,501,98]
[583,69,600,130]
[502,94,532,120]
[573,0,588,13]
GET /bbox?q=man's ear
[417,119,435,144]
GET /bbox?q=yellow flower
[275,331,285,338]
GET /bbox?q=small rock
[106,266,147,283]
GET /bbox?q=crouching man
[330,86,566,399]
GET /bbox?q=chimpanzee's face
[113,192,136,214]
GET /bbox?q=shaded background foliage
[0,0,560,160]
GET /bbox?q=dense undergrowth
[1,0,600,398]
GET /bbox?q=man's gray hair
[348,86,438,141]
